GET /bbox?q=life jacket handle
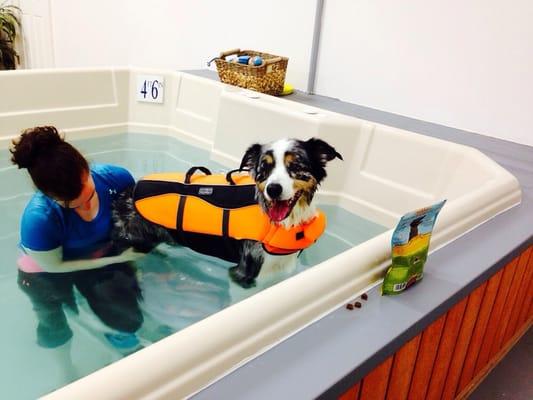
[185,166,212,183]
[225,168,251,185]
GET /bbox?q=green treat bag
[382,200,446,295]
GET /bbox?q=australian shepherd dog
[111,138,342,288]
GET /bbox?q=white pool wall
[0,67,521,399]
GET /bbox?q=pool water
[0,133,387,399]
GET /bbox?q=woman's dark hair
[10,126,89,201]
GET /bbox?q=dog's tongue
[268,200,290,222]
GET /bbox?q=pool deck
[188,70,533,399]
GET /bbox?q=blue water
[0,133,387,399]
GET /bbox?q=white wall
[47,0,315,90]
[126,0,316,90]
[50,0,128,67]
[316,0,533,146]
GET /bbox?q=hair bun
[10,126,64,169]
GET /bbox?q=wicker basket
[213,48,288,95]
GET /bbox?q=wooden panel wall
[339,246,533,400]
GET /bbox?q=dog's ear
[240,143,262,171]
[305,138,343,166]
[303,138,342,184]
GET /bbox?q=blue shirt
[20,164,134,260]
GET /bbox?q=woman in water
[11,126,143,360]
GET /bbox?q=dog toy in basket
[207,48,289,95]
[224,54,264,66]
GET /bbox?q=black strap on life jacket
[185,166,212,183]
[175,193,188,246]
[178,167,213,246]
[225,168,250,185]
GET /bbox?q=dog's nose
[266,183,283,199]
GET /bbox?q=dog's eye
[289,160,300,168]
[287,160,312,181]
[287,160,306,173]
[259,159,274,171]
[294,173,312,181]
[256,159,273,181]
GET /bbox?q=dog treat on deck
[382,200,446,295]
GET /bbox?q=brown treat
[354,301,362,308]
[361,293,368,301]
[346,303,354,310]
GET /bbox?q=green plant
[0,2,21,69]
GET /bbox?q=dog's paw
[229,266,257,289]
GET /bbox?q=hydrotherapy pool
[0,133,386,399]
[0,68,521,399]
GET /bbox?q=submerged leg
[229,241,264,288]
[18,270,76,348]
[74,262,144,333]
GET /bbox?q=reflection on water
[0,133,387,399]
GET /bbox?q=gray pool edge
[185,70,533,400]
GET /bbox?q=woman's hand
[23,245,146,273]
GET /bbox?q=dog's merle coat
[111,138,342,288]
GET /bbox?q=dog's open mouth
[267,191,302,222]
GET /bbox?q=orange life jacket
[133,167,326,255]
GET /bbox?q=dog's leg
[257,253,298,284]
[229,240,264,288]
[229,242,299,288]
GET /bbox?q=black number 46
[140,80,160,99]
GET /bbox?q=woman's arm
[22,246,143,273]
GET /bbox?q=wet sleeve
[20,208,62,252]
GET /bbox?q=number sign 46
[137,75,165,103]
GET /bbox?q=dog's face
[240,138,342,224]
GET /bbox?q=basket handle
[264,57,282,65]
[219,48,241,58]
